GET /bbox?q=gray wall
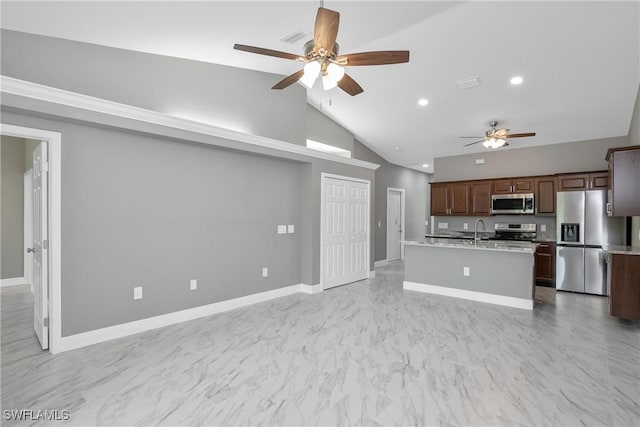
[353,141,429,262]
[1,29,307,146]
[433,136,629,182]
[629,85,640,247]
[2,111,309,335]
[1,136,26,279]
[306,105,355,153]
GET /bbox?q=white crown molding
[0,76,380,171]
[403,280,534,310]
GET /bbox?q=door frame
[386,187,406,262]
[320,173,371,290]
[24,170,33,292]
[1,124,62,354]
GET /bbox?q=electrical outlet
[277,225,287,234]
[475,158,485,165]
[463,267,470,276]
[463,223,469,230]
[133,286,143,300]
[378,221,382,228]
[438,222,448,229]
[190,279,197,290]
[541,224,547,232]
[262,267,268,277]
[287,224,295,233]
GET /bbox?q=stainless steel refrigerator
[556,190,624,295]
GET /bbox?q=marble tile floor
[1,262,639,427]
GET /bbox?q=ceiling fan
[233,6,409,96]
[461,120,536,149]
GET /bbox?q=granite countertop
[403,238,537,254]
[602,245,640,255]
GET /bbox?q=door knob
[26,248,35,253]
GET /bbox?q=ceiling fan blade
[234,44,302,61]
[335,51,410,66]
[464,140,485,147]
[494,128,510,137]
[505,132,536,138]
[337,73,364,96]
[272,69,305,90]
[314,7,340,56]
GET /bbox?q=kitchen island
[403,238,538,310]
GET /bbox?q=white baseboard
[374,259,389,268]
[403,281,533,310]
[57,283,321,353]
[369,270,376,278]
[1,277,26,288]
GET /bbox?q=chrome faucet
[474,219,486,241]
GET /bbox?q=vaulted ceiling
[2,1,639,173]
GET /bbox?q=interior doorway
[1,124,61,353]
[320,173,371,290]
[386,188,405,262]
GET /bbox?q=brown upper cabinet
[535,176,556,215]
[469,181,492,215]
[492,178,534,194]
[430,182,470,216]
[557,171,608,191]
[606,146,640,216]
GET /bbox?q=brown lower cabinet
[609,253,640,320]
[535,242,555,284]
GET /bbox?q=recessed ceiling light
[510,76,524,85]
[422,163,429,168]
[418,98,429,106]
[394,146,401,151]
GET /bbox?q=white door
[24,170,34,292]
[387,190,402,262]
[323,176,369,289]
[32,143,49,350]
[347,181,369,283]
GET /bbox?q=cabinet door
[557,173,589,191]
[610,149,640,216]
[590,172,609,189]
[513,178,534,193]
[430,184,449,216]
[609,254,640,320]
[492,179,513,194]
[535,177,556,215]
[470,181,491,215]
[535,243,555,282]
[449,183,470,215]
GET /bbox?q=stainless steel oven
[491,193,535,215]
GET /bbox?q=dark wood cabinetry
[609,253,640,320]
[430,182,470,216]
[469,181,492,215]
[535,242,555,284]
[535,177,556,215]
[492,178,534,194]
[557,171,608,191]
[606,147,640,216]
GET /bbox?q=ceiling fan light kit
[233,7,409,96]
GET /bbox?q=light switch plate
[438,222,448,229]
[463,223,469,230]
[262,267,268,277]
[190,279,197,290]
[287,224,295,233]
[277,225,287,234]
[133,286,143,300]
[541,224,547,232]
[463,267,470,276]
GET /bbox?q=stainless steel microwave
[491,193,535,214]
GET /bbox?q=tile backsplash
[431,215,557,241]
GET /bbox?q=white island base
[403,239,537,310]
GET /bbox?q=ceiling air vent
[280,29,309,44]
[456,77,481,90]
